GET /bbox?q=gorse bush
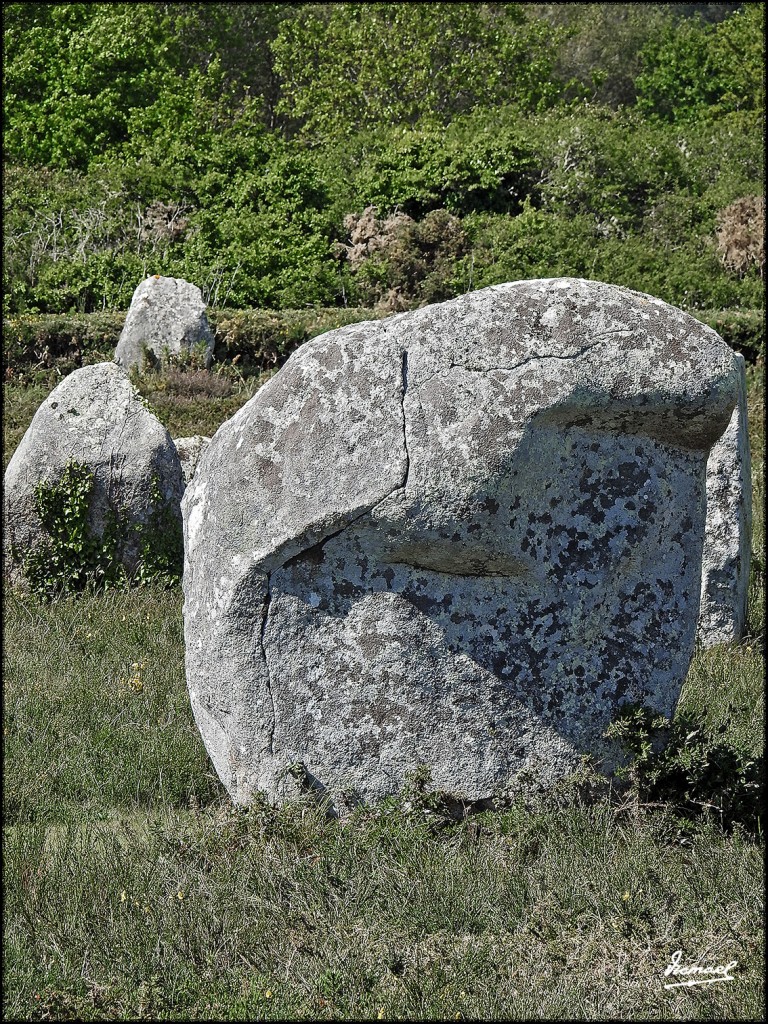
[605,703,763,835]
[2,4,764,317]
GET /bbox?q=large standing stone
[4,362,184,587]
[182,278,741,814]
[114,275,214,370]
[699,353,752,647]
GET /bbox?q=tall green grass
[3,797,763,1020]
[2,360,764,1020]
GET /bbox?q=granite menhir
[182,278,743,814]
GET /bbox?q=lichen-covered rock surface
[114,275,214,370]
[174,435,211,488]
[4,361,184,585]
[182,278,741,813]
[699,353,752,647]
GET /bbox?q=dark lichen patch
[283,540,327,570]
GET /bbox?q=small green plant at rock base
[21,460,128,601]
[134,474,183,587]
[173,340,212,372]
[20,460,181,601]
[604,703,763,834]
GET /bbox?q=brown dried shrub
[339,206,468,311]
[138,201,190,247]
[716,196,765,278]
[161,366,234,399]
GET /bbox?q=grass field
[2,356,764,1021]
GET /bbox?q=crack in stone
[256,349,412,751]
[281,519,365,569]
[384,558,529,580]
[268,350,413,576]
[413,339,605,391]
[259,574,276,755]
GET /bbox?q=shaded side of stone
[698,352,752,647]
[174,436,211,488]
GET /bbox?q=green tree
[271,2,564,142]
[3,3,184,169]
[635,3,764,121]
[159,3,292,128]
[525,4,675,108]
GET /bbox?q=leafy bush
[690,308,765,363]
[460,203,602,286]
[271,3,564,142]
[533,3,674,109]
[635,4,764,122]
[19,459,182,602]
[605,703,763,834]
[2,4,763,326]
[2,162,186,314]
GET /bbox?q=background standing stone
[699,353,752,647]
[4,362,184,588]
[114,275,214,371]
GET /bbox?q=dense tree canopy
[2,2,764,316]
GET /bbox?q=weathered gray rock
[174,435,211,488]
[182,278,741,814]
[4,362,184,587]
[114,275,214,370]
[698,353,752,647]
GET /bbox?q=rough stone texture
[182,278,740,814]
[114,275,214,370]
[174,436,211,488]
[698,353,752,647]
[4,362,184,585]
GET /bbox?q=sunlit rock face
[182,278,740,814]
[114,275,214,370]
[4,362,183,586]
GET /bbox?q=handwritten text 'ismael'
[664,949,737,989]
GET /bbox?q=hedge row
[1,307,388,377]
[689,308,765,365]
[3,304,763,377]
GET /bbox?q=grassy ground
[2,358,765,1021]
